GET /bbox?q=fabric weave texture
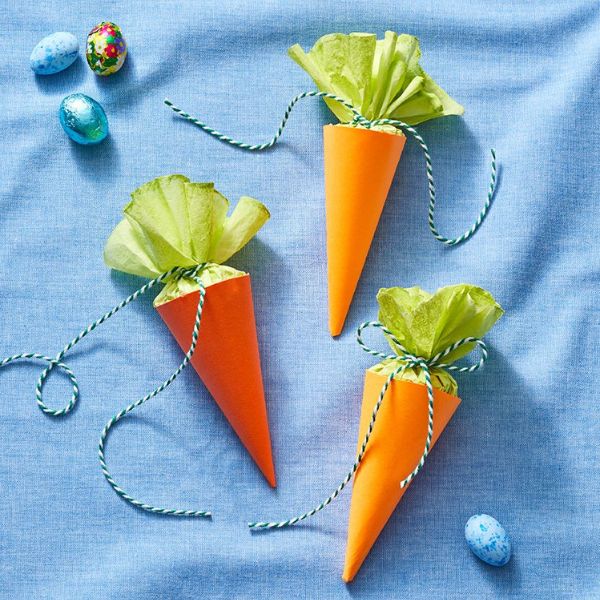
[0,1,598,598]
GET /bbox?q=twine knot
[350,112,373,128]
[357,320,488,374]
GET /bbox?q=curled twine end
[1,265,213,519]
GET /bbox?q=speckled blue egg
[30,32,79,75]
[465,514,511,566]
[59,93,109,145]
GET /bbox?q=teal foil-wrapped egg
[465,514,512,567]
[59,93,109,145]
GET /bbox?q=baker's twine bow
[165,91,497,246]
[0,265,212,518]
[248,321,488,529]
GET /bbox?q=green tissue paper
[289,31,464,126]
[370,284,504,395]
[103,175,270,306]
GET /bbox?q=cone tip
[257,459,277,488]
[342,568,355,583]
[328,318,344,337]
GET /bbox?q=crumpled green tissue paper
[104,175,270,306]
[369,284,504,395]
[289,31,464,127]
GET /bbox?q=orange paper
[156,274,276,487]
[324,124,406,337]
[343,371,461,582]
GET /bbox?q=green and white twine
[165,91,497,246]
[248,321,488,529]
[0,264,212,518]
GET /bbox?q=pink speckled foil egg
[86,21,127,76]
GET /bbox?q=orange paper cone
[324,125,406,336]
[343,371,461,582]
[155,274,276,487]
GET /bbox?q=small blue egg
[465,514,511,567]
[30,32,79,75]
[59,93,109,145]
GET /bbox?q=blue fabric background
[1,1,598,598]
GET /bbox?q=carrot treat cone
[156,274,275,486]
[248,284,503,581]
[165,31,498,336]
[0,174,273,517]
[290,33,465,335]
[324,124,406,335]
[343,376,461,581]
[104,175,276,486]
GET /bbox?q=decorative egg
[59,93,109,145]
[465,514,511,567]
[86,21,127,76]
[30,32,79,75]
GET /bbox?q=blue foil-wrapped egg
[465,514,511,567]
[59,93,109,145]
[30,32,79,75]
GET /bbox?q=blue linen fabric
[1,1,598,598]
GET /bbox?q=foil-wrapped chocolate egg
[86,21,127,76]
[59,93,109,145]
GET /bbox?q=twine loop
[356,320,488,374]
[248,321,487,529]
[165,90,498,246]
[0,264,212,518]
